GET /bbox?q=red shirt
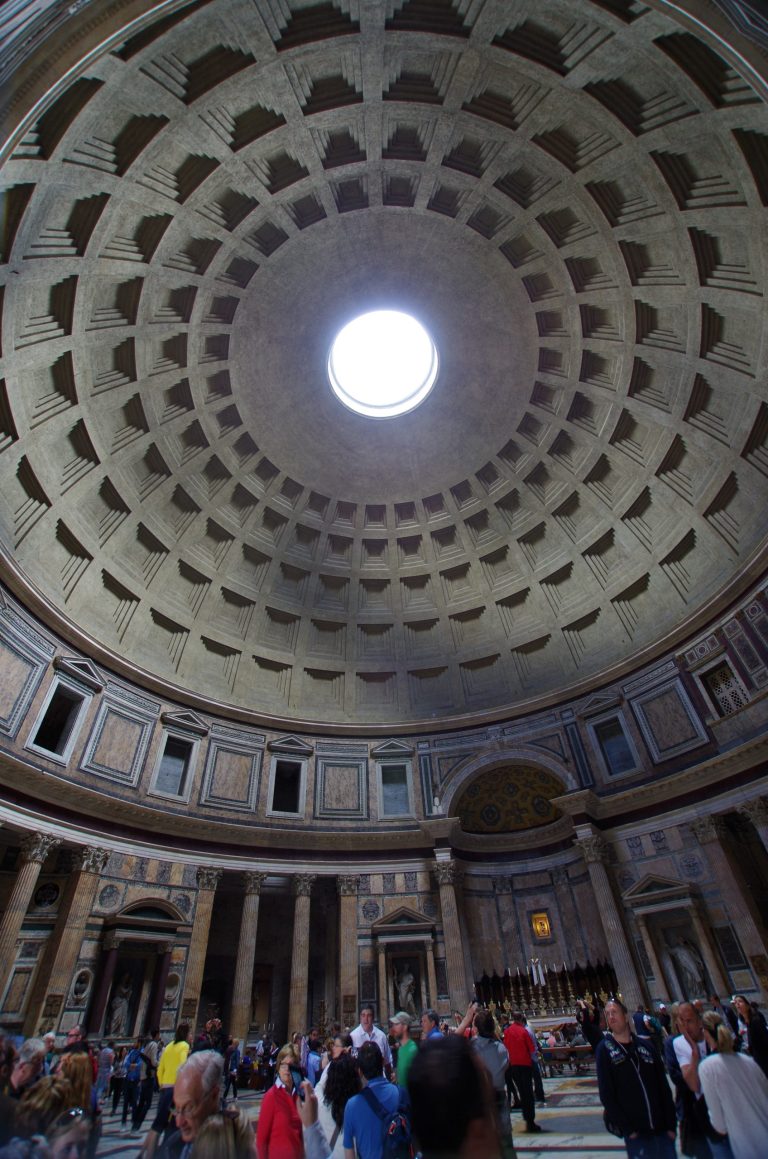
[256,1083,303,1159]
[503,1022,535,1068]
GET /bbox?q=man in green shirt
[390,1011,418,1088]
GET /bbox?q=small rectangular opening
[272,759,301,813]
[155,735,193,796]
[594,717,636,775]
[32,685,85,755]
[381,763,409,816]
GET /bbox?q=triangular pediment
[53,655,106,692]
[371,905,430,931]
[622,873,689,904]
[579,691,622,717]
[370,739,413,757]
[160,709,209,736]
[268,734,314,755]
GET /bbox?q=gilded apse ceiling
[454,764,564,832]
[1,0,768,730]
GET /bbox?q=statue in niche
[107,973,133,1036]
[394,962,417,1017]
[669,935,707,998]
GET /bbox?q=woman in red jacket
[256,1044,305,1159]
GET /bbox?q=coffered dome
[1,0,767,730]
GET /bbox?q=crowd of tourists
[2,990,768,1158]
[592,993,768,1159]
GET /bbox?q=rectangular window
[27,681,88,761]
[593,716,637,775]
[155,736,193,797]
[271,759,302,814]
[381,763,410,816]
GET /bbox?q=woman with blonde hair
[255,1044,304,1159]
[698,1011,768,1159]
[190,1106,255,1158]
[57,1054,99,1158]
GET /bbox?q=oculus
[328,310,438,418]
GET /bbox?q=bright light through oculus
[328,310,438,418]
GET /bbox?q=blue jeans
[624,1132,677,1159]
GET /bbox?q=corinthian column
[230,872,267,1041]
[575,834,644,1009]
[180,868,222,1027]
[23,845,109,1035]
[433,859,467,1012]
[287,874,315,1036]
[337,875,359,1028]
[691,816,768,968]
[0,833,60,995]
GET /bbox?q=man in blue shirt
[420,1009,443,1040]
[343,1042,400,1159]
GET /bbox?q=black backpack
[360,1085,414,1159]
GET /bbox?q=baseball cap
[389,1012,411,1025]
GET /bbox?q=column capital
[432,860,461,887]
[103,930,123,951]
[74,847,109,875]
[157,941,174,955]
[574,834,609,864]
[196,867,223,891]
[293,873,316,897]
[337,874,359,896]
[691,816,727,845]
[550,867,569,885]
[243,871,268,896]
[20,832,60,865]
[493,876,513,894]
[738,797,768,827]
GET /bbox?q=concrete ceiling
[1,0,767,730]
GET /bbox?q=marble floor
[96,1071,643,1158]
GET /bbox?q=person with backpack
[342,1041,412,1159]
[121,1036,150,1135]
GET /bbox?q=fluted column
[88,934,120,1034]
[424,937,438,1008]
[688,899,729,996]
[147,942,173,1033]
[230,871,267,1041]
[377,942,388,1021]
[24,846,109,1035]
[287,874,315,1036]
[691,816,768,970]
[433,859,468,1012]
[0,833,60,996]
[337,875,359,1028]
[739,797,768,855]
[575,834,644,1009]
[635,913,671,1003]
[493,875,520,971]
[180,868,222,1027]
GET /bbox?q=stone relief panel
[0,621,49,738]
[631,678,709,763]
[200,739,261,812]
[314,758,368,819]
[80,699,156,786]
